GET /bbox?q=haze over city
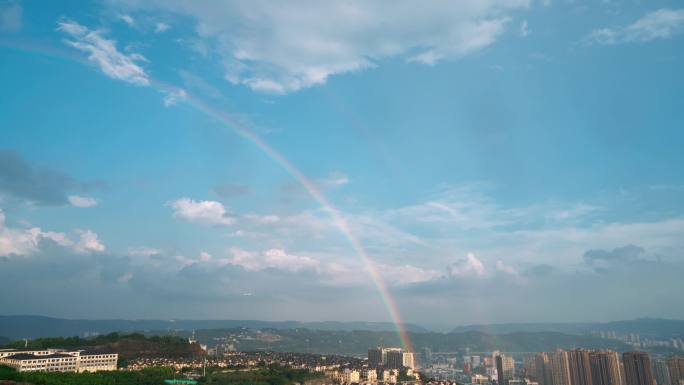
[1,0,684,329]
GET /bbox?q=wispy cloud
[154,22,170,33]
[57,19,150,86]
[162,88,187,107]
[585,8,684,45]
[118,14,135,27]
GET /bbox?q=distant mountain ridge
[0,315,428,340]
[450,318,684,338]
[1,315,681,342]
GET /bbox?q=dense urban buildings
[0,348,118,373]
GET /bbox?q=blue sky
[1,0,684,327]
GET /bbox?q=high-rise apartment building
[589,351,623,385]
[654,358,672,385]
[497,354,515,385]
[369,347,415,370]
[623,352,655,385]
[535,352,554,385]
[552,350,572,385]
[368,347,386,368]
[386,349,414,369]
[667,356,684,385]
[568,350,593,385]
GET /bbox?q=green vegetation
[188,328,631,356]
[0,365,175,385]
[2,333,187,350]
[202,364,323,385]
[1,333,204,360]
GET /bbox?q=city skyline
[1,0,684,325]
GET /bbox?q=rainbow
[0,38,415,352]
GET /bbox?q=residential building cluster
[526,350,684,385]
[368,347,416,370]
[592,331,684,351]
[0,348,118,373]
[420,348,683,385]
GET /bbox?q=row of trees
[0,365,175,385]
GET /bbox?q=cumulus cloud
[68,195,98,208]
[74,229,106,253]
[0,209,104,256]
[448,253,486,277]
[115,0,529,93]
[586,8,684,45]
[168,198,236,226]
[0,1,22,32]
[57,19,150,85]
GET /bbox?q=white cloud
[0,2,22,32]
[57,19,150,86]
[0,209,72,255]
[199,251,212,262]
[448,253,486,277]
[74,229,105,253]
[117,0,529,93]
[168,198,236,226]
[0,209,105,256]
[68,195,98,208]
[154,22,170,33]
[224,247,319,273]
[163,88,187,107]
[586,8,684,45]
[119,14,135,27]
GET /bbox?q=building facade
[623,352,655,385]
[0,348,117,373]
[588,351,623,385]
[496,355,515,385]
[654,358,672,385]
[568,350,593,385]
[667,356,684,385]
